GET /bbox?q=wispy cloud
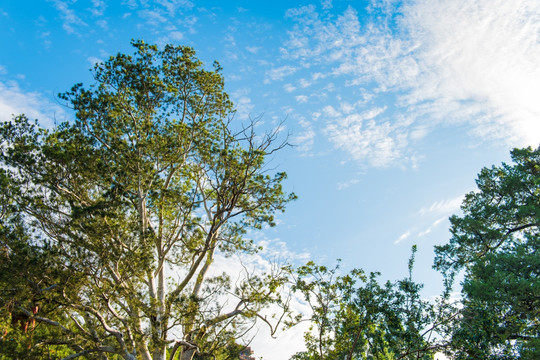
[293,118,316,154]
[295,95,308,103]
[395,196,462,245]
[337,178,360,190]
[123,0,196,40]
[321,0,333,10]
[156,0,194,17]
[395,230,411,244]
[418,217,446,238]
[90,0,107,16]
[0,80,68,127]
[324,106,411,167]
[86,56,102,67]
[48,0,88,34]
[265,65,298,83]
[418,196,463,216]
[400,0,540,145]
[230,88,255,120]
[281,0,540,166]
[139,9,168,25]
[284,84,296,92]
[246,46,261,54]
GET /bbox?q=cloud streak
[282,0,540,166]
[324,106,412,167]
[418,196,463,216]
[395,195,463,245]
[48,0,88,34]
[265,65,298,83]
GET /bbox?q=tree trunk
[180,348,197,360]
[153,347,166,360]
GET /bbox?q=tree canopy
[0,41,295,360]
[434,146,540,359]
[289,248,443,360]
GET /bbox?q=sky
[1,0,540,358]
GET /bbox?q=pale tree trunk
[151,267,167,360]
[153,347,167,360]
[180,348,197,360]
[155,246,167,360]
[139,344,153,360]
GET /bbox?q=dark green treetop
[434,146,540,359]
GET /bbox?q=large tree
[0,41,294,360]
[434,146,540,359]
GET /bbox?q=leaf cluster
[289,249,441,360]
[434,146,540,359]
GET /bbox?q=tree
[0,168,75,359]
[0,41,295,360]
[290,248,443,360]
[434,146,540,359]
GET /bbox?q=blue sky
[1,0,540,358]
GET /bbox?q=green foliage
[289,249,440,360]
[434,146,540,359]
[0,167,76,359]
[0,41,294,360]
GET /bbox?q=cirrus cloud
[282,0,540,166]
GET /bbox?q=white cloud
[418,216,446,238]
[265,65,298,83]
[395,196,463,245]
[86,56,102,67]
[157,29,184,45]
[230,88,255,120]
[283,6,364,62]
[281,0,540,166]
[337,178,360,190]
[139,9,167,25]
[395,230,411,244]
[312,72,324,81]
[321,0,333,10]
[400,0,540,145]
[284,83,296,92]
[90,0,107,16]
[295,95,308,103]
[122,0,138,10]
[96,19,108,30]
[156,0,194,16]
[0,80,68,127]
[246,46,261,54]
[340,102,354,114]
[322,105,341,118]
[418,196,463,216]
[48,0,88,34]
[324,106,410,167]
[298,78,311,88]
[294,119,316,154]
